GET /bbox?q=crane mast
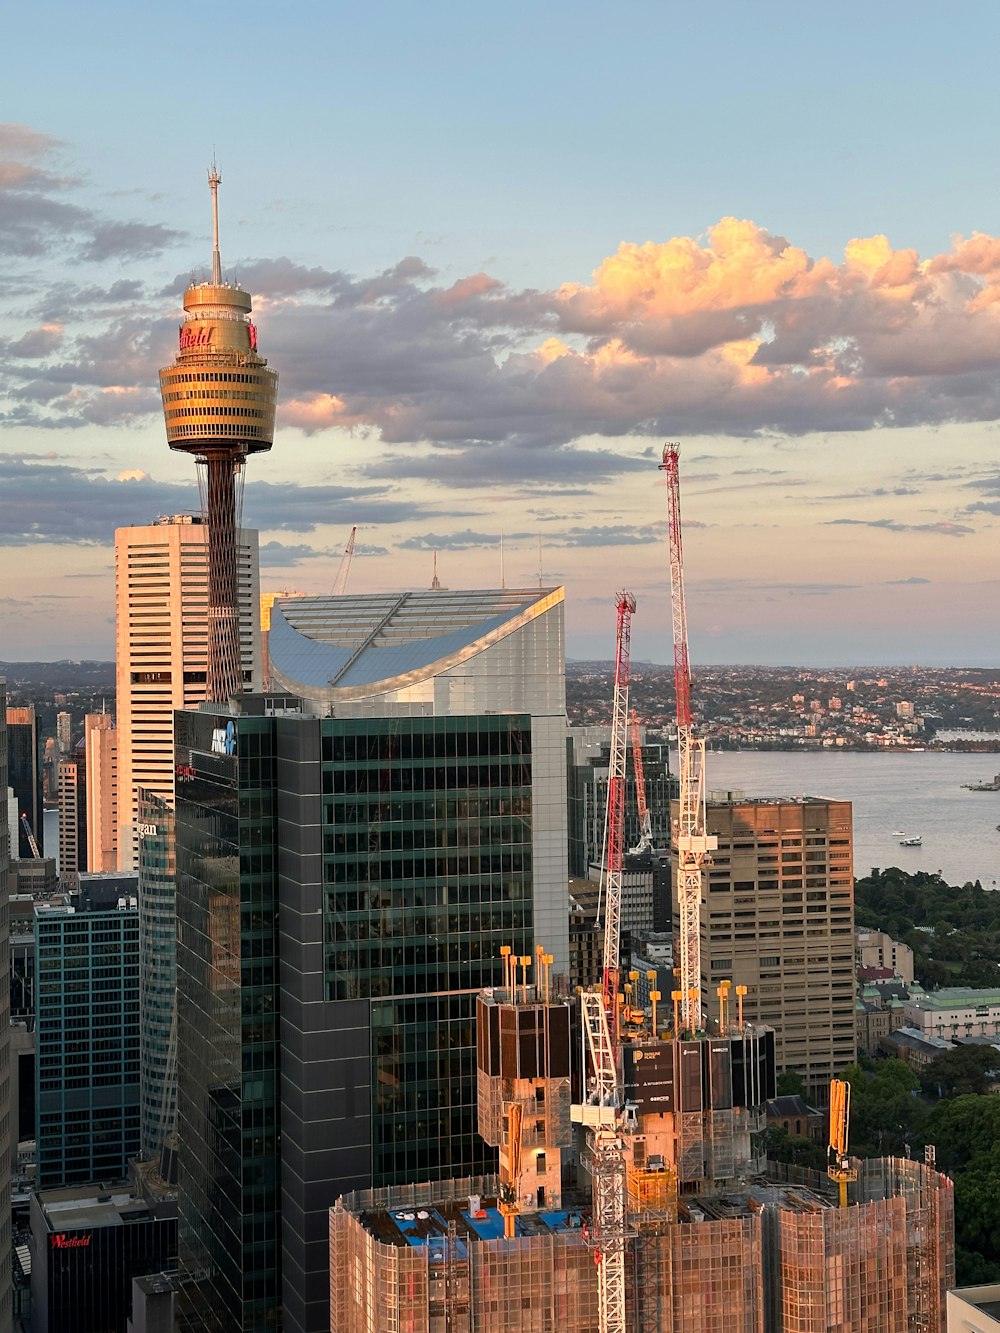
[332,525,357,596]
[628,709,652,853]
[571,592,635,1333]
[661,443,716,1036]
[601,591,636,1022]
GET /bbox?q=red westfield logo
[50,1233,91,1249]
[179,325,215,350]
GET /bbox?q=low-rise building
[857,930,914,985]
[903,989,1000,1043]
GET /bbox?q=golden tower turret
[159,165,278,701]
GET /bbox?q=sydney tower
[159,166,278,702]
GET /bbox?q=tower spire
[209,159,222,285]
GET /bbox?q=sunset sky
[2,1,999,665]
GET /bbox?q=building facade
[0,689,14,1333]
[34,873,140,1188]
[58,742,87,882]
[7,704,43,859]
[114,515,260,871]
[84,712,118,873]
[175,586,568,1333]
[674,795,856,1101]
[137,790,177,1163]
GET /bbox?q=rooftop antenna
[430,551,442,591]
[209,158,222,285]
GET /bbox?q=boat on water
[900,835,922,847]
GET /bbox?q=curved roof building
[267,585,565,716]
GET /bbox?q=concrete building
[57,741,87,883]
[84,712,118,873]
[857,928,914,985]
[56,711,72,756]
[675,793,856,1102]
[34,873,140,1188]
[114,515,261,871]
[173,586,568,1333]
[902,988,1000,1042]
[948,1286,1000,1331]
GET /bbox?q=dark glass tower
[6,705,43,859]
[34,873,140,1187]
[174,707,535,1333]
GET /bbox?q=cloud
[0,454,431,547]
[0,124,183,261]
[10,133,1000,460]
[825,517,974,536]
[258,540,336,567]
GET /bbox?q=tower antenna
[209,159,222,285]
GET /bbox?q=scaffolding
[329,1158,954,1333]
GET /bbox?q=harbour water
[698,750,1000,890]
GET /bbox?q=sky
[2,1,1000,666]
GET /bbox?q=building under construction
[329,1154,953,1333]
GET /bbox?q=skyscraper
[675,793,856,1101]
[114,515,261,870]
[136,789,177,1163]
[6,704,43,859]
[0,688,13,1333]
[34,873,140,1188]
[84,712,117,872]
[174,586,567,1333]
[57,742,87,882]
[158,166,278,703]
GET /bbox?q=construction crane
[601,591,636,1024]
[827,1077,858,1207]
[572,591,635,1333]
[19,814,40,860]
[628,709,652,854]
[332,525,357,596]
[660,443,716,1037]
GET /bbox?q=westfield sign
[50,1233,91,1249]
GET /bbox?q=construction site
[328,445,955,1332]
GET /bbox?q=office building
[29,1184,177,1333]
[174,586,567,1333]
[84,712,118,872]
[0,690,13,1333]
[114,515,261,870]
[34,873,140,1188]
[7,704,43,858]
[137,790,177,1162]
[57,741,87,882]
[674,793,856,1101]
[56,711,72,756]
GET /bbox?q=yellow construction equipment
[499,1101,524,1238]
[827,1077,858,1208]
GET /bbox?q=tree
[922,1045,999,1099]
[841,1060,924,1157]
[776,1069,807,1098]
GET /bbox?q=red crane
[660,444,716,1035]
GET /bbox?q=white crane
[574,591,635,1333]
[332,525,357,595]
[661,444,716,1036]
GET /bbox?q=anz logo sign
[211,721,238,756]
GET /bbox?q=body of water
[695,751,1000,890]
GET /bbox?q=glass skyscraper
[34,873,140,1188]
[174,586,567,1333]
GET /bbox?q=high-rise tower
[159,166,278,702]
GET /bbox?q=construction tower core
[159,165,278,702]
